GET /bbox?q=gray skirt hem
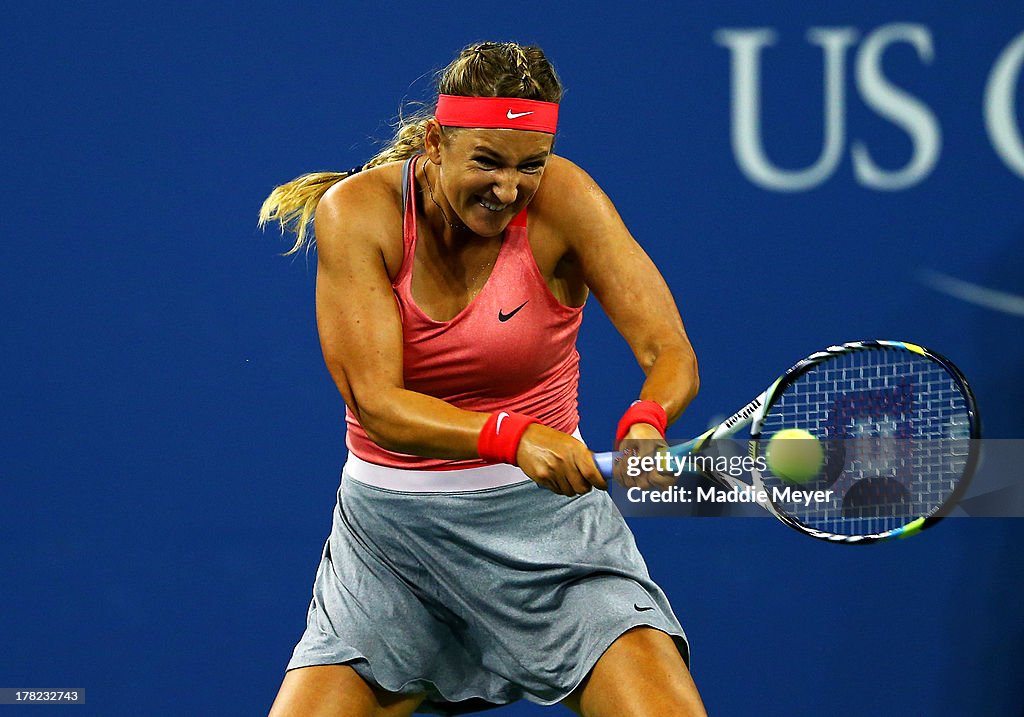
[286,621,688,715]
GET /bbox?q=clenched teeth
[479,199,507,212]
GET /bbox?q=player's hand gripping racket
[594,340,980,544]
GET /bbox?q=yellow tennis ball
[766,428,824,484]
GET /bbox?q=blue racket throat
[593,452,616,476]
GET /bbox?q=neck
[420,160,471,243]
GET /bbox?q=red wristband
[615,400,668,446]
[477,411,539,465]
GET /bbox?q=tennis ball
[766,428,824,484]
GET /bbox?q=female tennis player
[260,41,704,717]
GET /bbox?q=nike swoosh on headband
[435,95,558,133]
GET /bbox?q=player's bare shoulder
[314,162,405,273]
[532,155,622,246]
[533,156,600,206]
[316,162,403,237]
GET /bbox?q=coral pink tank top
[345,155,585,469]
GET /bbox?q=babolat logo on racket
[724,396,762,430]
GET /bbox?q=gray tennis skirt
[286,459,689,715]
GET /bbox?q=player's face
[431,127,554,237]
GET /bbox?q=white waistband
[345,428,584,493]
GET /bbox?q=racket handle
[592,437,704,479]
[593,451,616,478]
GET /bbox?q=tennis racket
[594,340,981,544]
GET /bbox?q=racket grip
[593,451,617,478]
[593,438,703,479]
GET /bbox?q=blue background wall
[2,2,1023,715]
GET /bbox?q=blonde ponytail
[365,112,432,169]
[259,113,432,255]
[258,171,352,255]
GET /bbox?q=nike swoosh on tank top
[345,155,584,470]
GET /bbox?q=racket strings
[759,348,971,538]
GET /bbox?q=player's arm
[313,176,488,459]
[313,175,601,494]
[544,159,699,427]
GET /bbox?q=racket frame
[600,340,981,544]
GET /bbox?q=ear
[423,119,444,164]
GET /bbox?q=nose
[491,170,519,205]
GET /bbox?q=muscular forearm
[636,343,699,425]
[355,387,492,459]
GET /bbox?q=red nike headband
[434,94,559,134]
